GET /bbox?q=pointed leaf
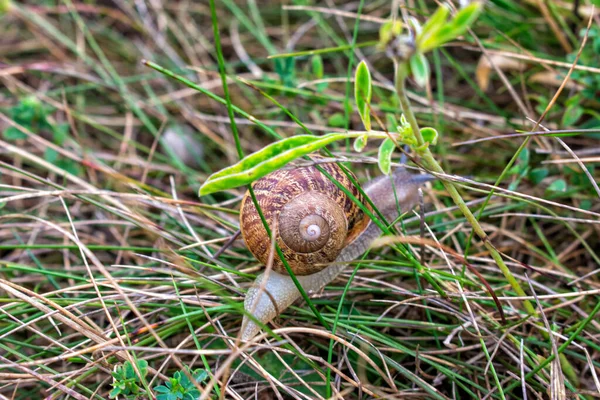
[418,3,482,52]
[418,3,450,47]
[199,133,349,195]
[354,60,372,131]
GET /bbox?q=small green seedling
[110,359,148,399]
[154,368,208,400]
[3,96,80,175]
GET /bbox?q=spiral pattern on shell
[239,162,370,275]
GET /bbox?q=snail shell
[240,166,429,340]
[239,162,370,275]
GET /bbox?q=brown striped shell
[239,162,370,275]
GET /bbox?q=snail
[239,160,429,340]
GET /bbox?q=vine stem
[394,62,533,313]
[394,61,580,387]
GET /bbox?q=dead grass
[1,1,599,399]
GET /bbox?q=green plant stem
[394,64,533,313]
[394,62,581,388]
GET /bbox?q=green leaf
[56,159,81,176]
[193,369,208,382]
[420,127,438,145]
[138,359,149,379]
[562,104,584,126]
[518,147,530,166]
[508,175,525,191]
[449,3,483,36]
[311,55,323,79]
[547,179,567,193]
[354,60,372,131]
[580,199,592,210]
[124,361,135,379]
[565,93,581,107]
[353,134,368,152]
[378,138,396,175]
[379,20,402,46]
[529,167,549,185]
[400,113,408,126]
[155,385,170,393]
[3,126,27,140]
[407,16,422,37]
[311,55,328,92]
[274,57,296,87]
[418,2,482,53]
[0,0,11,15]
[109,387,122,399]
[327,112,345,127]
[409,53,430,87]
[418,3,450,47]
[385,113,398,131]
[52,123,69,145]
[199,133,348,195]
[44,148,59,164]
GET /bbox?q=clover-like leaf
[354,60,372,131]
[124,360,136,380]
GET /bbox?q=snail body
[240,162,427,340]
